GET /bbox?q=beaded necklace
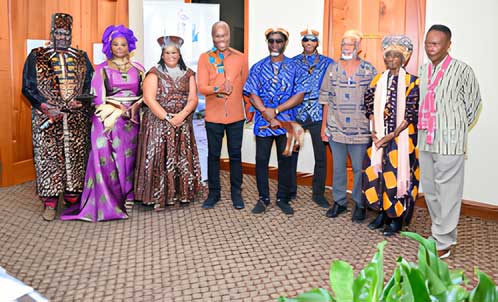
[110,59,131,81]
[301,51,320,74]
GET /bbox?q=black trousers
[255,134,293,201]
[290,121,327,197]
[205,120,244,198]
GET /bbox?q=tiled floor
[0,172,496,301]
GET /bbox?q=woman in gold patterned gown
[134,35,203,210]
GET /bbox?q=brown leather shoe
[42,206,56,221]
[437,248,451,259]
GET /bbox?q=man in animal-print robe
[22,13,94,221]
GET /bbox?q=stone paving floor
[0,172,496,301]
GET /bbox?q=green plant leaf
[433,284,469,302]
[384,266,414,302]
[469,268,497,302]
[385,283,402,302]
[449,269,467,286]
[381,274,396,301]
[437,259,453,286]
[278,288,335,302]
[398,258,431,302]
[399,264,415,302]
[353,241,386,302]
[417,244,429,277]
[330,260,354,302]
[424,264,448,296]
[401,232,437,255]
[401,232,440,275]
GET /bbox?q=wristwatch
[274,107,280,115]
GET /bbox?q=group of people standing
[22,14,204,222]
[22,13,481,259]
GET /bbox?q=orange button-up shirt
[197,47,248,124]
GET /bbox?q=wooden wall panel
[327,0,425,71]
[404,0,426,75]
[322,0,426,189]
[0,0,128,187]
[0,0,13,179]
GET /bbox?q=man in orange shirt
[197,21,249,210]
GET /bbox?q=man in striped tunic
[418,24,482,258]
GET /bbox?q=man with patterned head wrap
[22,13,94,221]
[289,28,333,208]
[362,35,420,236]
[244,27,307,215]
[418,24,481,258]
[319,29,377,222]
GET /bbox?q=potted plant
[278,232,497,302]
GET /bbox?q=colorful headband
[382,34,413,62]
[264,27,289,40]
[342,29,363,41]
[300,28,319,38]
[51,13,73,34]
[101,25,138,59]
[157,35,184,49]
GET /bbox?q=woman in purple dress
[134,35,203,211]
[61,25,144,222]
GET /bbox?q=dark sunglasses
[267,39,285,44]
[302,37,318,42]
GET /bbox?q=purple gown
[61,61,144,222]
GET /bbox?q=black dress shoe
[326,203,347,218]
[352,206,366,223]
[276,199,294,215]
[383,218,402,236]
[368,211,386,230]
[289,193,297,201]
[202,194,220,209]
[312,195,330,208]
[232,196,245,210]
[252,197,270,214]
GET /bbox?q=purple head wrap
[101,25,138,59]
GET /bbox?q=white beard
[341,53,354,60]
[270,52,281,57]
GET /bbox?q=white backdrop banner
[143,1,219,72]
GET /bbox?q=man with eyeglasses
[289,28,333,208]
[319,29,377,222]
[243,28,306,215]
[197,21,249,210]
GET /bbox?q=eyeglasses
[267,39,285,44]
[302,37,318,42]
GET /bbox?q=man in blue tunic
[290,28,333,208]
[243,27,306,215]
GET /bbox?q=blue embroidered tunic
[244,56,307,137]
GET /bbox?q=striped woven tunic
[418,57,481,155]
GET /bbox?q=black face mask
[52,29,72,50]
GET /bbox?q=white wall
[425,0,498,205]
[240,0,325,172]
[247,0,324,66]
[129,0,185,65]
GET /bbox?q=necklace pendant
[121,73,128,81]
